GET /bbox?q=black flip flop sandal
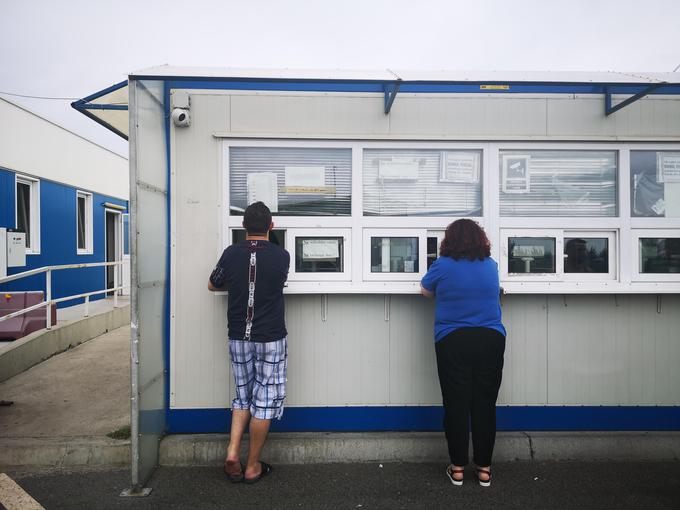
[244,461,273,484]
[224,461,244,483]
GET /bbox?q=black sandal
[224,461,244,483]
[476,467,491,487]
[446,465,464,486]
[244,461,273,484]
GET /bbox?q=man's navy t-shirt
[210,240,289,342]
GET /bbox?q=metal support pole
[114,263,119,308]
[46,269,52,330]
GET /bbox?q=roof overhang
[71,80,129,139]
[72,67,680,139]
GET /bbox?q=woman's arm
[420,285,434,299]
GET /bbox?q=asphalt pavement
[7,460,680,510]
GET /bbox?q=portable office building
[75,67,680,487]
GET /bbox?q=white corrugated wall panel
[388,96,548,137]
[498,295,548,405]
[546,295,680,405]
[171,95,230,408]
[387,295,440,405]
[546,97,680,138]
[230,94,389,136]
[285,295,391,405]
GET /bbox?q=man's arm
[208,280,228,292]
[208,250,229,291]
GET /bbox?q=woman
[420,219,506,487]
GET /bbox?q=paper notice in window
[302,239,340,260]
[512,245,545,257]
[440,152,480,183]
[247,173,278,212]
[285,166,326,187]
[379,158,419,181]
[657,153,680,183]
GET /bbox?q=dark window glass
[564,238,609,273]
[295,237,343,273]
[371,237,419,273]
[427,236,439,269]
[77,196,86,250]
[508,237,556,273]
[16,182,31,248]
[639,238,680,273]
[231,229,286,248]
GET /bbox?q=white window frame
[501,229,617,282]
[362,228,428,282]
[15,174,40,255]
[501,229,561,282]
[632,229,680,282]
[426,230,445,269]
[214,139,680,294]
[286,228,352,281]
[76,190,93,255]
[561,231,617,282]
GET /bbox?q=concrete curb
[0,437,129,469]
[0,305,130,383]
[1,431,678,469]
[159,431,680,466]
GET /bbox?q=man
[208,201,290,484]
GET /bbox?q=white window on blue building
[76,190,93,254]
[15,175,40,254]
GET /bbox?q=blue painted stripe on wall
[166,406,680,434]
[0,171,128,307]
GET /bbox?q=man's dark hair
[243,201,272,235]
[440,218,491,261]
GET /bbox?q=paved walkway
[0,325,129,438]
[6,461,680,509]
[0,296,129,351]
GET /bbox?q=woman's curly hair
[439,219,491,261]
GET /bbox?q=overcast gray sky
[1,0,679,157]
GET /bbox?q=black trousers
[435,327,506,467]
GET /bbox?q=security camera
[171,108,190,127]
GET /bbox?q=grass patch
[107,424,131,440]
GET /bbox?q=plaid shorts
[229,337,287,420]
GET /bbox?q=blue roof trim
[71,80,128,140]
[75,80,128,104]
[150,77,680,95]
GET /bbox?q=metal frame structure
[0,260,126,328]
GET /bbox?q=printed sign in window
[295,237,344,272]
[502,155,531,194]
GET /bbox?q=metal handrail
[0,260,128,329]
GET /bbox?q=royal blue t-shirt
[210,240,290,342]
[421,256,506,342]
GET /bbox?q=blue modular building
[0,97,129,306]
